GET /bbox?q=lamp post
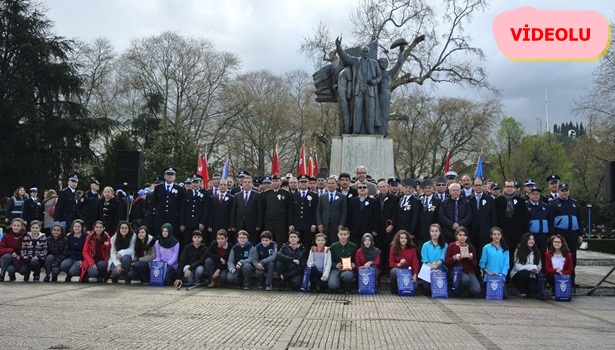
[587,204,592,237]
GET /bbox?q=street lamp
[587,204,592,237]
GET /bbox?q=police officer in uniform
[543,174,560,203]
[78,180,100,231]
[54,174,79,228]
[153,167,184,247]
[22,187,44,229]
[288,174,318,247]
[526,186,550,267]
[548,183,583,287]
[262,175,291,245]
[180,176,210,246]
[144,179,162,235]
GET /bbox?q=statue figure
[335,37,381,134]
[376,43,406,136]
[336,62,353,134]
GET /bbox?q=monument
[313,37,409,179]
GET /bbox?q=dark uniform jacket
[54,188,77,224]
[180,189,210,229]
[288,190,318,231]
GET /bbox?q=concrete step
[577,250,615,266]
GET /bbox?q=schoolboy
[175,230,207,287]
[205,229,232,288]
[254,231,277,291]
[227,230,256,289]
[328,227,358,293]
[275,231,308,290]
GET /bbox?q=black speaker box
[115,151,143,192]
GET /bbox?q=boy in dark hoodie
[174,230,207,287]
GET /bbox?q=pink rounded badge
[493,7,611,62]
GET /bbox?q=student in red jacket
[544,234,574,288]
[388,230,419,294]
[355,233,381,284]
[0,218,26,281]
[80,221,111,283]
[445,226,480,297]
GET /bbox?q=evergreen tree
[0,0,110,193]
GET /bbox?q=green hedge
[587,239,615,255]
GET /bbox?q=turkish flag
[298,145,307,176]
[271,143,280,175]
[197,153,210,189]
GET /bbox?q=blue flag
[475,154,483,178]
[221,155,229,180]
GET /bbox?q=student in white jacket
[108,221,136,284]
[510,233,543,298]
[306,233,332,291]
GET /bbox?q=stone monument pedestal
[329,135,394,180]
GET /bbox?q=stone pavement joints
[1,283,615,349]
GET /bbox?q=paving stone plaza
[1,278,614,350]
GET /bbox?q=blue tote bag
[396,268,415,296]
[451,266,462,294]
[430,269,448,298]
[150,261,167,287]
[554,274,572,301]
[485,274,505,300]
[358,268,376,295]
[300,266,312,292]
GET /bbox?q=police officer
[152,167,184,247]
[262,175,291,245]
[526,186,550,267]
[288,174,318,246]
[78,179,100,230]
[22,187,44,229]
[548,183,583,287]
[54,174,79,228]
[521,178,536,202]
[180,176,210,246]
[544,174,560,203]
[144,179,162,235]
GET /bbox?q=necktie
[454,199,459,223]
[423,198,429,213]
[214,188,218,195]
[167,185,171,192]
[219,195,223,204]
[400,196,406,208]
[476,194,481,210]
[244,191,249,204]
[302,191,305,198]
[329,193,333,203]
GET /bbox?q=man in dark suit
[468,178,497,257]
[180,176,210,246]
[417,179,442,246]
[208,179,234,243]
[316,176,347,244]
[395,178,421,243]
[338,172,358,199]
[230,175,263,243]
[438,183,472,243]
[288,174,318,247]
[153,167,184,245]
[54,174,79,228]
[495,179,529,267]
[433,176,448,201]
[347,184,378,246]
[207,173,221,196]
[375,180,398,267]
[78,179,100,230]
[22,187,44,228]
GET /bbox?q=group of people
[1,165,582,298]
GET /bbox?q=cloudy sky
[45,0,613,133]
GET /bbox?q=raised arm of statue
[388,45,406,79]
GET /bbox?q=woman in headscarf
[154,223,179,285]
[355,233,381,286]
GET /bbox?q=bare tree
[118,31,240,142]
[389,86,499,178]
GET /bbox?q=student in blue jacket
[479,227,510,298]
